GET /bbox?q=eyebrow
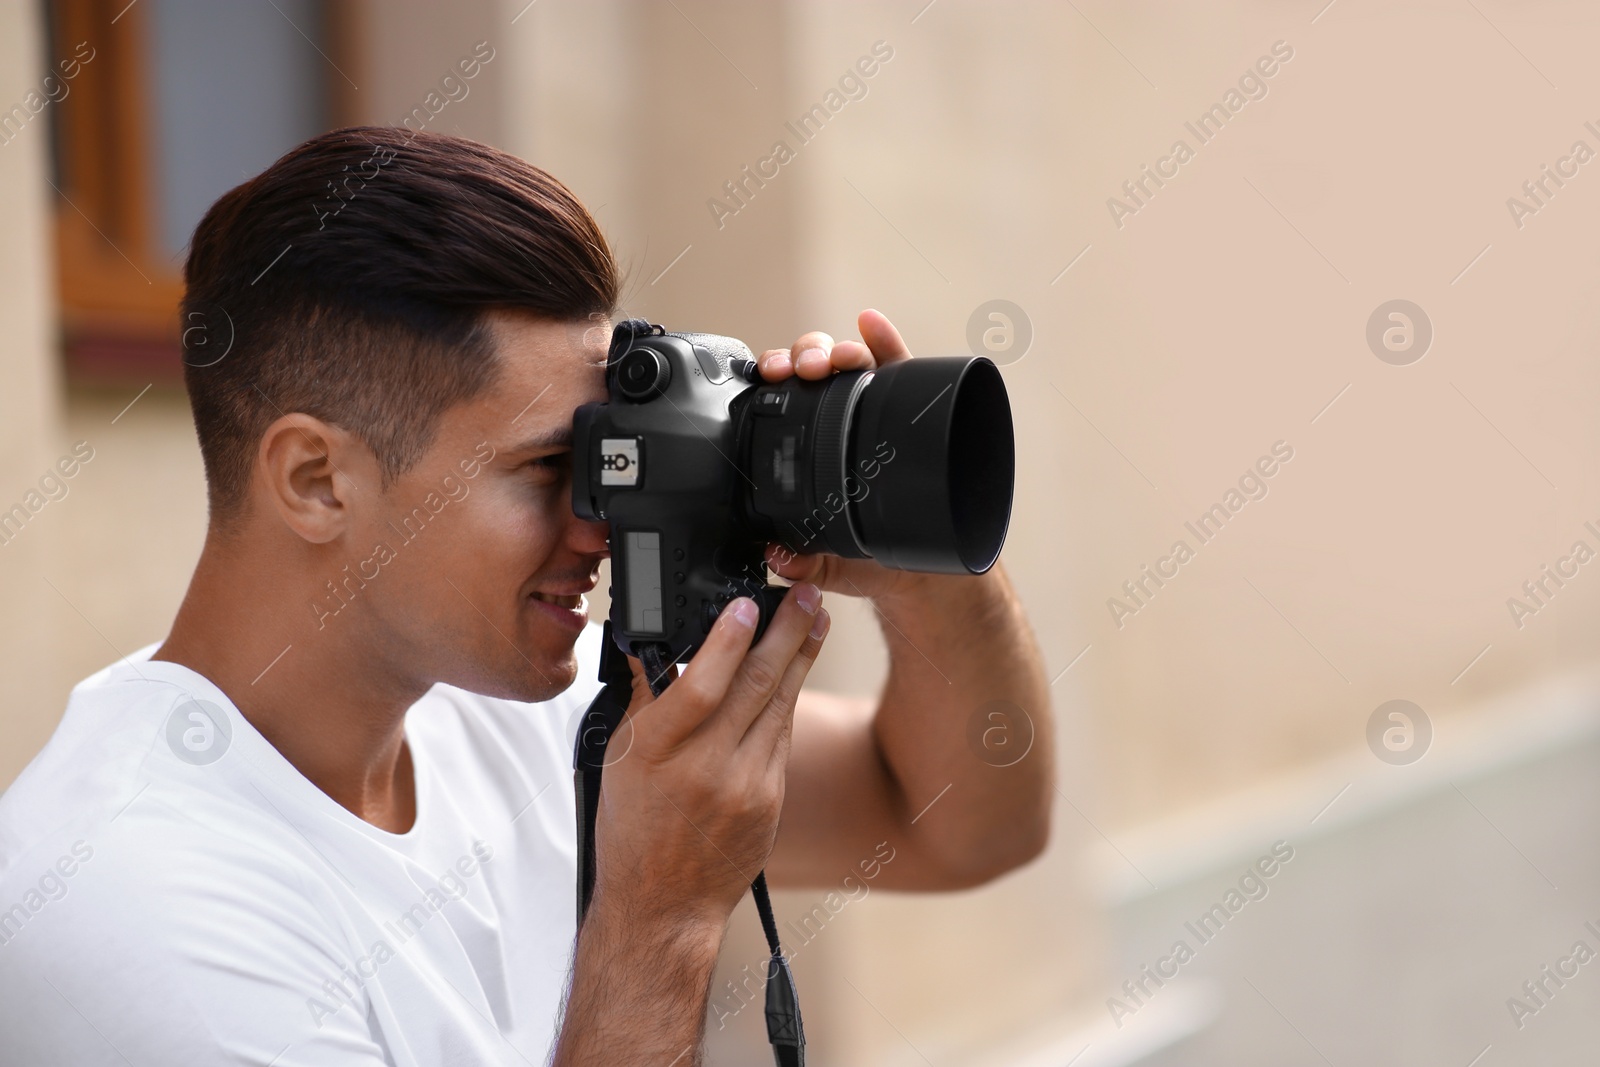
[502,427,573,455]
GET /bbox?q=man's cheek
[482,494,566,568]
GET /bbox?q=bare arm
[553,887,723,1065]
[767,564,1053,890]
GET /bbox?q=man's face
[340,310,612,702]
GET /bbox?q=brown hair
[181,126,618,523]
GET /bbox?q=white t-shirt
[0,623,605,1066]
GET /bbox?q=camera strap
[573,624,806,1066]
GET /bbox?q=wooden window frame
[46,0,361,383]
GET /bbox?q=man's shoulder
[0,755,351,1026]
[0,644,353,898]
[0,793,380,1065]
[0,802,342,955]
[0,646,201,873]
[0,654,379,1030]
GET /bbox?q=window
[44,0,356,381]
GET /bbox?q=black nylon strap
[607,317,660,368]
[572,625,805,1065]
[573,623,634,926]
[754,871,805,1064]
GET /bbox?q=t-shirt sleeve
[0,825,394,1066]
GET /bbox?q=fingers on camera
[860,310,914,365]
[823,340,875,371]
[758,348,793,379]
[746,607,828,760]
[790,332,835,379]
[728,585,826,747]
[670,598,760,734]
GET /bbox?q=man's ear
[256,414,371,544]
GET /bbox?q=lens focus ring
[809,372,872,558]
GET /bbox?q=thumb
[859,308,912,365]
[624,653,677,709]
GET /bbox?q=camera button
[754,390,789,416]
[693,345,732,384]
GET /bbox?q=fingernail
[809,608,830,639]
[796,347,829,373]
[793,582,821,615]
[766,352,792,377]
[729,598,759,629]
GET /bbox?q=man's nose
[569,513,610,558]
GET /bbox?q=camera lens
[848,357,1013,573]
[616,348,671,400]
[745,356,1013,575]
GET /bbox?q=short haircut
[180,126,618,524]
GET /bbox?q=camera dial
[616,347,671,401]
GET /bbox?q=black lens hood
[848,357,1014,574]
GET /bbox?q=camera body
[573,320,1014,664]
[573,324,776,661]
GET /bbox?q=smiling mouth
[531,591,586,610]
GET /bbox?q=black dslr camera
[572,319,1015,664]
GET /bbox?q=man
[0,128,1051,1064]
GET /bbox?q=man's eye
[527,454,569,474]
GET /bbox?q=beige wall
[0,0,67,788]
[348,0,505,143]
[0,8,212,785]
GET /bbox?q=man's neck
[154,536,423,834]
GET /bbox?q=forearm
[872,564,1054,881]
[552,891,726,1067]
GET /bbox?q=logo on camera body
[600,438,641,486]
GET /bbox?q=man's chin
[444,637,580,704]
[517,627,586,701]
[518,652,579,704]
[476,632,573,699]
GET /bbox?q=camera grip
[749,584,792,646]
